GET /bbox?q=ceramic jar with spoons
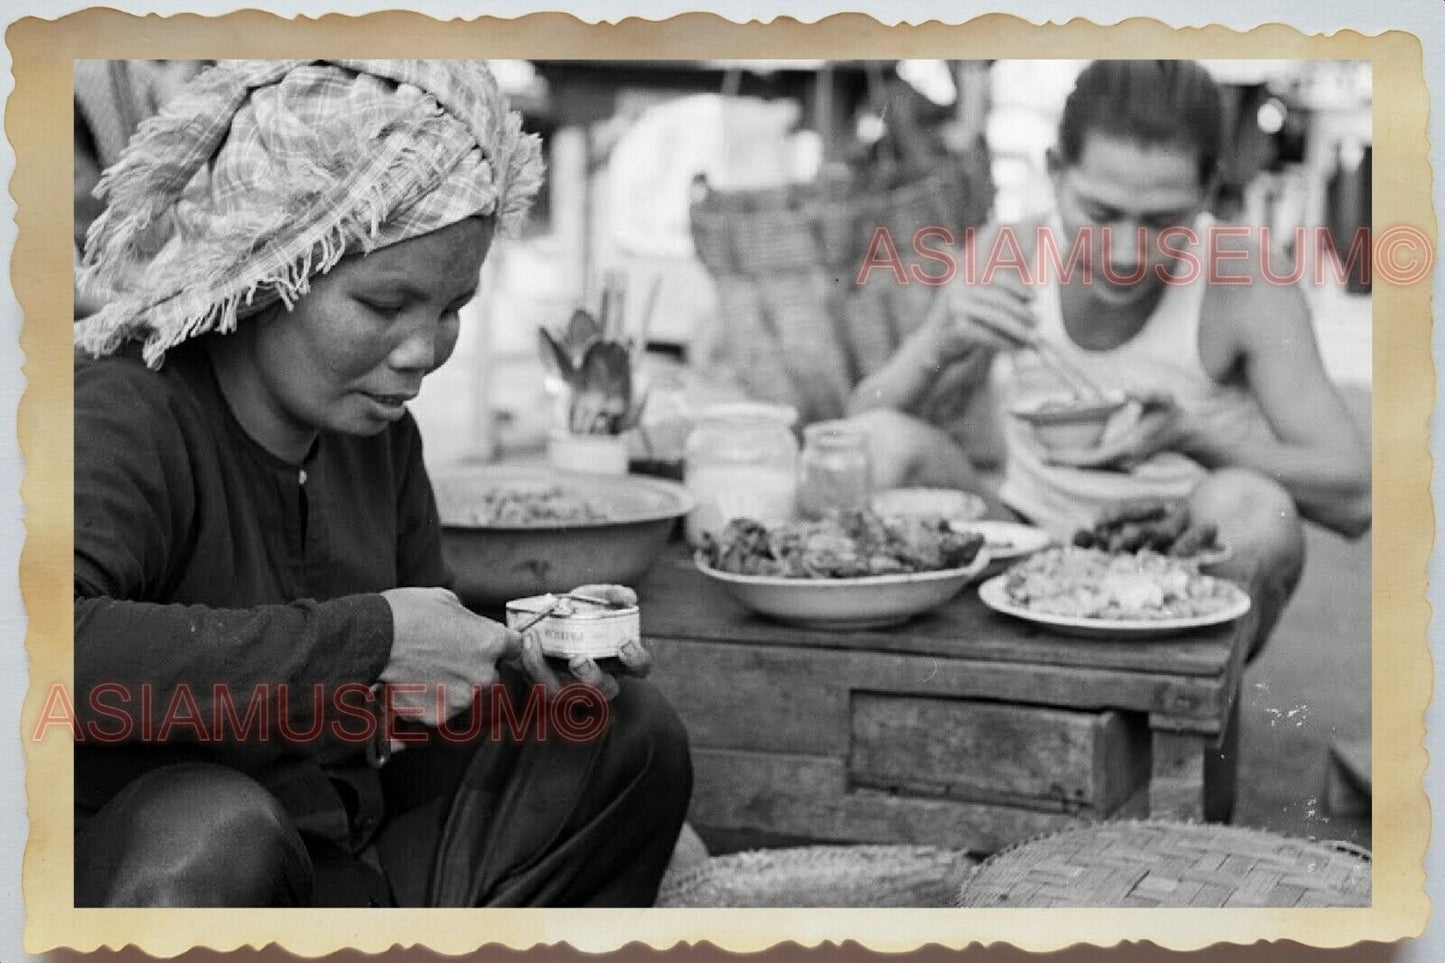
[537,272,652,474]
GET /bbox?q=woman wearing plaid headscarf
[72,60,691,908]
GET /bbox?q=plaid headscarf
[77,59,545,367]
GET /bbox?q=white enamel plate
[977,573,1251,640]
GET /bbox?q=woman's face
[248,216,493,440]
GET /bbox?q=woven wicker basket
[656,844,977,908]
[956,820,1371,909]
[688,148,994,424]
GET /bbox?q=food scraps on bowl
[1009,391,1130,453]
[1012,391,1129,423]
[699,509,985,579]
[458,486,610,527]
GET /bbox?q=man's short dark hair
[1059,60,1224,184]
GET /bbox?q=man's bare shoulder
[1201,232,1311,347]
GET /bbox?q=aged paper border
[10,8,1432,955]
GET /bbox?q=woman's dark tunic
[73,343,692,907]
[75,342,444,846]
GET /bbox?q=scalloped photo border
[8,9,1432,955]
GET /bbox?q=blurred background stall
[414,58,1371,467]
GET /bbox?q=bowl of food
[1010,391,1129,453]
[871,487,988,524]
[695,510,989,630]
[431,466,694,608]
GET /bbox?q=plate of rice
[977,546,1250,639]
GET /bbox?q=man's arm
[848,219,1037,418]
[849,319,995,418]
[1185,280,1370,537]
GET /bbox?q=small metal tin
[506,594,640,660]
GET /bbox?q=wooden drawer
[687,747,1149,854]
[848,693,1149,813]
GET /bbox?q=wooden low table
[639,546,1248,855]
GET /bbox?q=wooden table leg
[1150,728,1208,820]
[1150,701,1240,822]
[1203,699,1241,822]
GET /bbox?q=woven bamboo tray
[956,820,1371,908]
[656,844,977,908]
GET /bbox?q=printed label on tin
[506,596,640,659]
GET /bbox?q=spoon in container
[512,592,620,633]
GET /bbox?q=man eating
[848,59,1371,663]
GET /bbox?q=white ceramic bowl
[1010,391,1129,454]
[695,550,991,630]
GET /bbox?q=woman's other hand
[379,586,522,723]
[555,584,652,701]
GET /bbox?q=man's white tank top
[993,215,1273,537]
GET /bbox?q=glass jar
[797,420,873,520]
[683,403,800,546]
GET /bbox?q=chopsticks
[1028,338,1109,400]
[936,288,1108,400]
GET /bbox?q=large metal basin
[431,465,694,608]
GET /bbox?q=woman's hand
[379,586,523,724]
[1044,391,1184,471]
[519,584,651,702]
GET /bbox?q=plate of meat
[695,510,989,629]
[1071,499,1231,567]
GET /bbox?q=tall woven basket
[689,146,994,425]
